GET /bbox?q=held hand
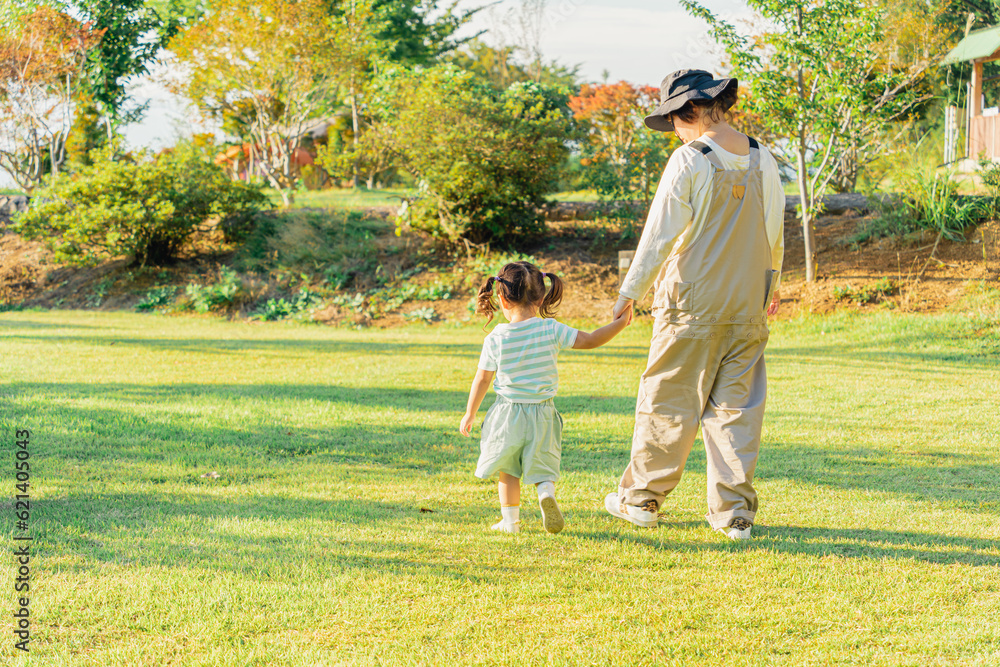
[459,413,475,437]
[767,290,781,317]
[613,301,633,327]
[612,296,634,325]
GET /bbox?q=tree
[682,0,937,282]
[372,65,571,245]
[168,0,364,207]
[369,0,484,66]
[448,38,580,90]
[0,7,102,192]
[329,0,390,188]
[74,0,176,132]
[569,81,679,207]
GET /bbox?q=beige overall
[619,138,778,530]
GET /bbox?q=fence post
[618,250,634,289]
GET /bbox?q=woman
[604,69,785,540]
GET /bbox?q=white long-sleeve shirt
[619,134,785,302]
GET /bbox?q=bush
[184,267,245,313]
[136,286,177,312]
[252,288,323,321]
[860,166,991,244]
[404,306,437,324]
[833,278,899,305]
[372,66,571,245]
[14,148,269,266]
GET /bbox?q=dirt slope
[1,210,998,323]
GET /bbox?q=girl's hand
[459,413,476,437]
[612,296,634,325]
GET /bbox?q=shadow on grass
[0,318,101,330]
[36,488,999,574]
[770,335,999,371]
[6,381,998,514]
[36,493,528,581]
[4,380,638,416]
[575,523,1000,566]
[0,330,653,361]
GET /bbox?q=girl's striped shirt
[477,317,578,403]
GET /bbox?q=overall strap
[747,136,760,171]
[688,140,725,170]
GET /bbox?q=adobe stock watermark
[540,0,585,30]
[12,428,32,653]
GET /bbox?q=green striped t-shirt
[477,317,579,403]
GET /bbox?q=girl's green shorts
[475,395,563,484]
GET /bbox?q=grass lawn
[266,187,606,211]
[1,308,998,666]
[265,187,412,212]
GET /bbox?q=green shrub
[977,156,1000,199]
[404,306,437,324]
[86,277,114,308]
[136,286,177,312]
[184,267,245,313]
[372,66,571,245]
[14,148,269,266]
[833,278,899,304]
[417,282,453,301]
[860,167,990,245]
[252,289,323,321]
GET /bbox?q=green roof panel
[942,25,1000,65]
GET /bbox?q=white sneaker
[604,492,659,528]
[491,520,520,534]
[718,517,752,540]
[538,493,564,534]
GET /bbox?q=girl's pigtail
[477,276,498,330]
[539,272,564,318]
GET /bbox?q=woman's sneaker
[538,494,565,534]
[491,520,520,534]
[718,517,752,540]
[604,492,659,528]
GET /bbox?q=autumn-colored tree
[570,81,680,207]
[168,0,373,206]
[0,7,103,192]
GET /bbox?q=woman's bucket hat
[644,69,738,133]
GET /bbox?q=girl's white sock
[500,505,520,524]
[536,481,555,499]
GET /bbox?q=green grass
[268,187,606,211]
[1,308,999,666]
[266,187,413,211]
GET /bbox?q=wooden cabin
[943,24,1000,160]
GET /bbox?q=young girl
[459,261,632,534]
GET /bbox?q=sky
[3,0,749,187]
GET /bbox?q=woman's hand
[767,290,781,317]
[612,296,634,325]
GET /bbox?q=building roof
[942,24,1000,65]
